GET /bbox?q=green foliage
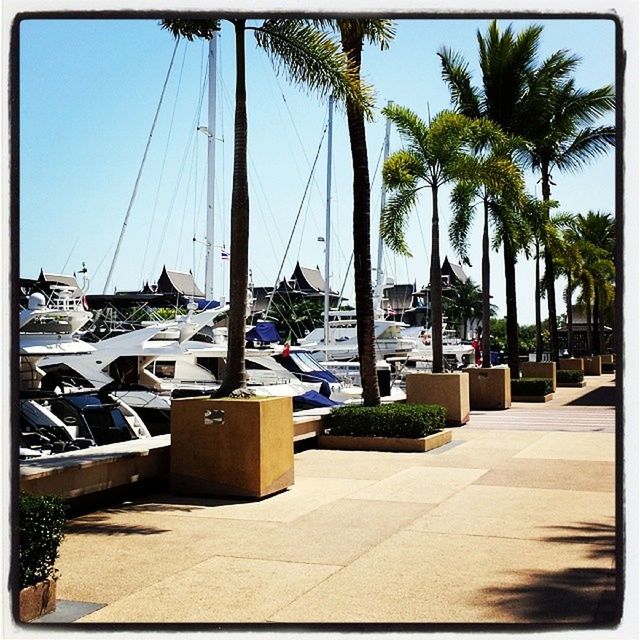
[511,377,553,396]
[19,493,67,589]
[259,297,324,340]
[326,403,446,438]
[557,369,584,383]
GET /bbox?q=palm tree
[321,19,395,406]
[161,18,365,395]
[380,106,472,373]
[571,211,616,354]
[438,19,613,371]
[442,278,496,340]
[524,78,615,363]
[448,119,524,368]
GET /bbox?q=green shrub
[511,378,553,396]
[19,493,67,589]
[326,403,446,439]
[557,369,584,383]
[602,363,615,373]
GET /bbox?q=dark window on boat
[153,361,176,379]
[245,360,269,370]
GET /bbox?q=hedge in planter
[556,369,585,384]
[19,493,66,589]
[510,378,553,397]
[325,403,446,439]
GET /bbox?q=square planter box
[170,396,294,499]
[463,366,511,410]
[405,372,470,426]
[521,361,557,392]
[584,356,602,376]
[601,354,615,372]
[19,578,56,622]
[318,429,452,453]
[559,358,584,372]
[512,393,554,403]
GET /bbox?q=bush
[19,493,67,589]
[511,378,553,396]
[557,369,584,383]
[326,403,446,439]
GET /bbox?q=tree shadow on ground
[65,514,171,537]
[567,385,616,406]
[480,520,619,625]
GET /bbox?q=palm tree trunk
[217,19,249,396]
[503,235,519,376]
[593,287,602,354]
[534,240,543,361]
[541,163,559,363]
[586,294,593,356]
[341,30,380,406]
[481,198,491,368]
[430,185,444,373]
[566,272,574,357]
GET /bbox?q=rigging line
[263,121,329,320]
[176,133,199,267]
[337,251,354,310]
[102,39,179,294]
[139,40,188,285]
[60,236,79,273]
[150,64,208,277]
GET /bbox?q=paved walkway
[49,374,617,625]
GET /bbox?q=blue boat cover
[292,390,340,411]
[246,322,281,343]
[196,299,221,310]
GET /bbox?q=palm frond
[555,125,616,172]
[449,181,477,262]
[382,149,425,190]
[160,18,219,41]
[438,47,481,117]
[254,20,373,115]
[380,187,421,256]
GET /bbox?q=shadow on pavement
[481,521,619,624]
[567,385,616,407]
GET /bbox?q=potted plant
[19,492,66,622]
[319,403,451,453]
[556,369,587,388]
[510,377,554,402]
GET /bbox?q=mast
[374,101,392,310]
[323,95,334,358]
[204,33,218,301]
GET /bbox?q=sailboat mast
[323,95,334,357]
[375,101,392,296]
[204,33,218,301]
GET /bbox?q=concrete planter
[584,356,602,376]
[521,361,557,392]
[512,393,554,403]
[318,429,452,453]
[558,358,584,371]
[170,396,294,499]
[405,372,470,427]
[557,381,587,388]
[19,578,56,622]
[463,367,511,410]
[601,354,615,372]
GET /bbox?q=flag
[221,247,230,261]
[282,333,292,357]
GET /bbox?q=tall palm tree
[161,18,365,395]
[443,278,496,340]
[321,19,395,406]
[448,119,524,368]
[380,106,472,373]
[571,211,616,354]
[438,19,612,371]
[524,79,615,362]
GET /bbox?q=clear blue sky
[18,16,616,324]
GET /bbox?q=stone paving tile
[408,485,615,540]
[76,556,341,623]
[514,431,615,462]
[56,514,278,604]
[347,466,489,504]
[474,458,615,492]
[270,529,615,624]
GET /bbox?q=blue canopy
[196,299,221,310]
[292,390,340,411]
[246,322,281,344]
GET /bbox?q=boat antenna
[102,40,179,294]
